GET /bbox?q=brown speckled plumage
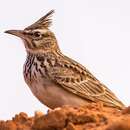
[5,10,125,109]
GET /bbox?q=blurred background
[0,0,130,119]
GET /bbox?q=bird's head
[5,10,59,54]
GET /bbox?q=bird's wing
[48,56,125,109]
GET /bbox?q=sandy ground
[0,103,130,130]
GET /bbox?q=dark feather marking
[38,68,43,76]
[78,83,92,94]
[83,82,99,95]
[28,55,35,81]
[87,81,104,94]
[37,56,45,61]
[34,62,38,72]
[33,71,37,78]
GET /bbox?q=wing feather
[47,55,125,109]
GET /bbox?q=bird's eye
[33,31,42,39]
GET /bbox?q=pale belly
[25,76,88,109]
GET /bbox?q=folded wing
[47,55,125,109]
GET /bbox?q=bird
[5,10,125,109]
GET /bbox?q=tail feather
[97,87,125,109]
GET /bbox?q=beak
[5,30,26,39]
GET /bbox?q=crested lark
[5,10,125,109]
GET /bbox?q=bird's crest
[25,10,54,30]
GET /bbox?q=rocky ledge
[0,103,130,130]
